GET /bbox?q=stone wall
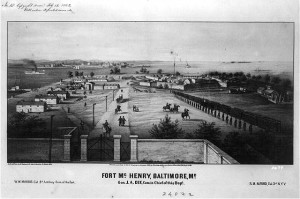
[137,139,204,163]
[7,138,64,162]
[130,137,239,164]
[207,145,222,164]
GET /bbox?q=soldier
[118,116,122,126]
[103,120,109,129]
[80,120,85,130]
[122,116,126,126]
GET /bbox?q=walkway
[89,81,131,142]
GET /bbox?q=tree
[264,74,271,83]
[90,71,95,77]
[110,66,121,74]
[149,115,184,139]
[8,112,45,136]
[75,71,79,77]
[256,75,262,81]
[280,79,291,90]
[246,73,251,78]
[271,76,281,85]
[187,120,221,146]
[79,71,84,77]
[240,75,247,81]
[157,69,163,74]
[164,84,169,89]
[175,71,181,76]
[222,132,247,161]
[233,72,240,77]
[67,71,73,78]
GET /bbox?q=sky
[8,22,293,62]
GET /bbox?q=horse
[163,103,172,111]
[181,109,190,120]
[103,124,112,137]
[170,104,180,113]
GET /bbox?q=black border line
[6,21,296,165]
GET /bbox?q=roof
[17,101,46,106]
[104,84,120,86]
[47,91,68,94]
[35,95,57,99]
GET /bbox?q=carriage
[133,105,139,112]
[163,103,180,113]
[115,105,122,114]
[116,94,123,103]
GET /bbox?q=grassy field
[187,91,293,133]
[128,87,247,139]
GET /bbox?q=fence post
[130,135,138,162]
[234,118,237,127]
[80,135,88,161]
[63,135,71,162]
[249,124,253,133]
[113,135,121,161]
[203,141,208,164]
[243,122,247,131]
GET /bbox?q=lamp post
[92,103,96,128]
[49,115,55,163]
[105,95,108,112]
[113,90,115,101]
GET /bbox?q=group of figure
[118,116,127,126]
[115,105,122,114]
[163,102,180,113]
[164,102,190,119]
[133,105,139,112]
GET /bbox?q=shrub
[187,120,221,146]
[149,115,184,139]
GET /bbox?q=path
[89,81,131,142]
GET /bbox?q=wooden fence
[172,91,281,133]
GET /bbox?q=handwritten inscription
[2,2,73,13]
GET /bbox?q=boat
[185,61,191,68]
[25,70,45,75]
[254,67,270,72]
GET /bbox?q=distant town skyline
[8,22,293,62]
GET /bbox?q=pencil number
[162,192,194,197]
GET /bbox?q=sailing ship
[185,61,191,68]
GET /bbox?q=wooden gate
[87,135,114,161]
[120,141,130,161]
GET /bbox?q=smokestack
[23,59,37,72]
